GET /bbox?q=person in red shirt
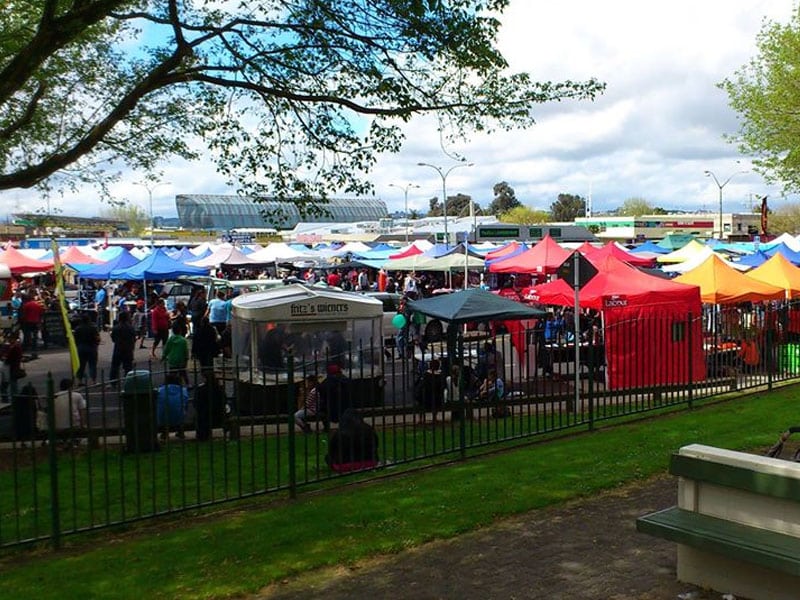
[326,270,341,288]
[19,294,45,358]
[150,298,171,359]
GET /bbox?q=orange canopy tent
[745,253,800,299]
[488,235,571,274]
[674,254,785,304]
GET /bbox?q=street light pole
[417,161,474,248]
[133,180,171,249]
[389,183,420,244]
[704,168,747,240]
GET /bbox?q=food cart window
[232,318,252,367]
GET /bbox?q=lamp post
[704,168,747,240]
[133,180,171,249]
[417,161,474,248]
[389,182,420,244]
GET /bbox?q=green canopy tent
[408,288,546,433]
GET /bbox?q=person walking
[109,311,137,383]
[19,293,44,358]
[207,289,228,335]
[163,322,189,385]
[191,316,220,375]
[150,298,171,359]
[73,313,100,385]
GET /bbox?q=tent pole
[573,252,581,414]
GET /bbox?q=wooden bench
[636,444,800,600]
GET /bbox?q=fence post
[45,373,61,550]
[286,353,297,499]
[457,330,466,460]
[587,342,594,432]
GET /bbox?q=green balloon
[392,313,407,329]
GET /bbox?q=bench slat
[636,506,800,576]
[670,453,800,502]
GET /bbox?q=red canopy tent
[580,242,656,268]
[389,244,423,260]
[488,235,572,274]
[0,246,54,274]
[484,241,525,261]
[527,255,705,390]
[60,245,104,265]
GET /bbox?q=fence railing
[1,306,797,549]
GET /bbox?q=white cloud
[1,0,797,221]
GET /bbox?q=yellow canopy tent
[745,253,800,299]
[674,253,785,304]
[656,239,709,264]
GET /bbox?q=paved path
[256,476,724,600]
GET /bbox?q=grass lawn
[0,385,796,599]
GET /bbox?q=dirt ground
[256,475,735,600]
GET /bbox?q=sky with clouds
[3,0,798,220]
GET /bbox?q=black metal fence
[1,303,798,549]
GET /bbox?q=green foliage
[99,203,149,236]
[0,387,796,599]
[498,205,549,224]
[488,181,520,215]
[0,1,604,213]
[766,201,800,235]
[549,193,585,222]
[722,12,800,192]
[618,197,654,216]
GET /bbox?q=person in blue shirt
[206,289,228,335]
[94,284,107,330]
[156,373,189,442]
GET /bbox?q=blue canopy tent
[630,240,671,255]
[765,243,800,266]
[70,248,139,279]
[110,248,209,280]
[735,250,770,269]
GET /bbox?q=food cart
[230,284,384,415]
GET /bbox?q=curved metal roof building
[175,194,387,230]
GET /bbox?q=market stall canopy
[385,253,484,272]
[525,255,701,311]
[247,242,315,263]
[73,247,139,279]
[580,242,655,268]
[764,242,800,265]
[407,288,546,323]
[110,248,210,280]
[389,244,424,259]
[656,239,708,264]
[0,246,54,274]
[630,240,671,255]
[661,245,750,274]
[186,244,266,267]
[764,232,800,253]
[674,253,785,304]
[488,235,572,274]
[484,241,526,261]
[745,253,800,299]
[735,250,770,269]
[59,245,104,265]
